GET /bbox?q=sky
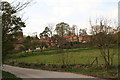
[3,0,119,37]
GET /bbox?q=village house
[35,35,93,50]
[64,35,92,43]
[64,35,79,42]
[79,35,93,43]
[39,37,54,49]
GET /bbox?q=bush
[61,41,81,49]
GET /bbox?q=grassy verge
[2,71,22,80]
[5,62,118,79]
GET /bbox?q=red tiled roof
[64,35,77,38]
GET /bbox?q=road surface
[3,65,98,78]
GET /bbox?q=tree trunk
[100,48,108,68]
[107,47,110,66]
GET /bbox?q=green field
[5,47,119,78]
[6,47,118,66]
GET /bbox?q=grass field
[5,47,119,78]
[6,47,118,66]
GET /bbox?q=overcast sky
[4,0,119,36]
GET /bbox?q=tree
[90,18,118,69]
[19,46,26,52]
[79,28,87,36]
[1,1,31,62]
[113,27,120,45]
[55,22,70,37]
[22,35,48,52]
[39,42,47,52]
[71,25,78,35]
[54,22,71,49]
[51,34,65,49]
[47,23,54,37]
[33,40,47,52]
[23,36,33,50]
[39,27,52,39]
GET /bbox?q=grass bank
[2,71,22,80]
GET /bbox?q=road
[3,65,98,78]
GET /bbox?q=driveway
[3,65,100,78]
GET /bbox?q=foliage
[55,22,71,37]
[22,36,33,50]
[61,41,81,49]
[71,25,78,35]
[39,41,48,52]
[51,34,67,49]
[114,31,120,45]
[79,28,87,36]
[22,36,48,52]
[1,1,28,62]
[39,27,52,39]
[2,71,22,80]
[19,46,26,52]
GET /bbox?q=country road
[3,65,105,79]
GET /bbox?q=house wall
[71,36,79,42]
[79,35,92,43]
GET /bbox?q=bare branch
[11,0,34,12]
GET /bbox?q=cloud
[37,0,103,18]
[4,0,119,35]
[90,7,117,20]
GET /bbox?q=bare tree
[89,18,118,69]
[70,25,79,35]
[57,52,72,66]
[47,23,54,37]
